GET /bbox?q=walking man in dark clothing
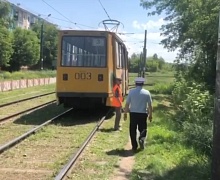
[124,77,153,151]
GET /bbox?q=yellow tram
[56,30,129,108]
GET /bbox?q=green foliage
[128,53,140,72]
[9,28,40,71]
[128,53,172,73]
[0,71,12,79]
[0,3,58,71]
[0,0,10,27]
[146,54,166,72]
[31,22,58,69]
[0,1,13,67]
[172,80,213,155]
[0,26,13,66]
[140,0,218,161]
[130,73,211,179]
[0,70,56,81]
[153,83,174,94]
[146,59,159,72]
[140,0,220,92]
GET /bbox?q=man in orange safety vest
[112,77,123,131]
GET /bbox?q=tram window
[62,42,72,66]
[121,47,125,68]
[116,42,120,68]
[116,41,123,68]
[61,36,107,67]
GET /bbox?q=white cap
[135,77,145,83]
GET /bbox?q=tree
[0,0,13,68]
[146,56,159,72]
[31,22,58,69]
[140,0,220,179]
[140,0,220,92]
[0,0,10,28]
[0,26,13,67]
[129,53,140,72]
[153,53,158,60]
[9,28,40,71]
[158,56,165,69]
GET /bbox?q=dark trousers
[114,107,121,129]
[129,112,148,149]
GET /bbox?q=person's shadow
[98,127,116,133]
[106,148,141,157]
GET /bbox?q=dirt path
[111,139,135,180]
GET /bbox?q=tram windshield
[61,36,107,67]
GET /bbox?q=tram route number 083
[74,72,91,80]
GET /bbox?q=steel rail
[0,92,55,108]
[0,100,56,123]
[54,115,107,180]
[0,108,73,154]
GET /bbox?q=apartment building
[9,2,52,30]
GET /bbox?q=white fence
[0,77,56,92]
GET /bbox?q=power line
[98,0,111,20]
[41,0,96,29]
[41,0,79,29]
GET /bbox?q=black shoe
[132,146,137,152]
[139,139,145,150]
[114,127,122,131]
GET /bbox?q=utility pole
[138,53,142,77]
[138,54,140,77]
[40,22,44,70]
[39,14,51,70]
[142,30,147,78]
[212,11,220,180]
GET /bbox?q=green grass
[68,71,210,180]
[129,72,174,93]
[0,70,210,179]
[65,71,177,180]
[68,113,131,180]
[130,99,210,180]
[0,108,105,180]
[129,72,211,180]
[0,70,56,81]
[0,84,56,105]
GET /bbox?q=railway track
[0,100,56,123]
[0,92,56,123]
[0,108,73,154]
[0,108,111,180]
[0,92,55,108]
[55,115,107,180]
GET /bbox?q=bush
[153,83,174,94]
[0,70,56,81]
[0,71,12,80]
[172,81,213,155]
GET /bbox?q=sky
[8,0,178,62]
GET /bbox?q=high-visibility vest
[112,84,123,107]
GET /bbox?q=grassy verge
[66,72,175,179]
[0,110,102,180]
[0,70,56,81]
[0,84,55,105]
[68,72,210,180]
[0,71,210,179]
[130,73,210,180]
[130,96,210,180]
[68,110,130,180]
